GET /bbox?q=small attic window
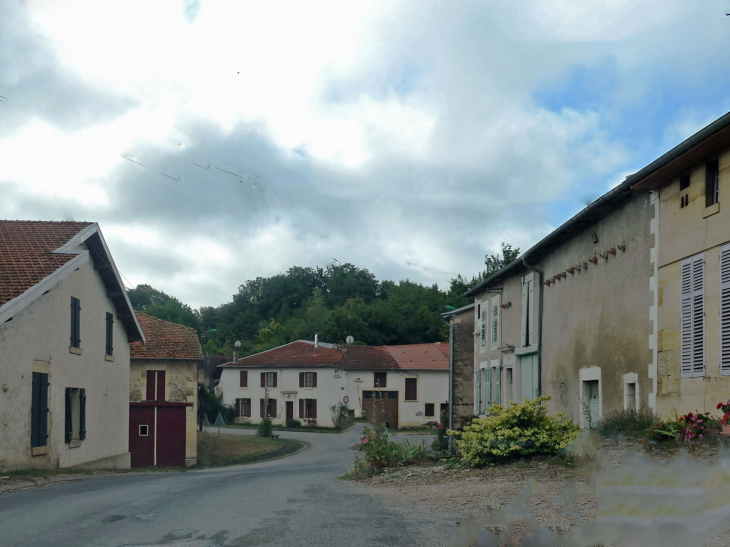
[679,174,690,191]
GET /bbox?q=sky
[2,0,730,309]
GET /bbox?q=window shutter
[261,372,266,387]
[721,244,730,375]
[146,370,156,401]
[521,280,528,347]
[246,399,252,417]
[475,369,481,413]
[269,399,277,418]
[527,280,534,345]
[70,297,81,348]
[157,371,166,401]
[680,259,693,378]
[39,374,48,447]
[235,399,241,417]
[65,388,73,443]
[79,388,86,440]
[273,373,277,388]
[106,312,114,356]
[692,255,705,377]
[260,399,265,418]
[312,399,317,419]
[484,368,491,409]
[491,301,499,345]
[312,372,317,388]
[299,372,304,388]
[480,310,487,350]
[299,399,304,418]
[31,373,40,448]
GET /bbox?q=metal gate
[130,402,191,468]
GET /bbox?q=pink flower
[700,434,704,439]
[698,419,703,423]
[362,438,369,444]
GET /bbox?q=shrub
[595,407,661,438]
[449,396,580,467]
[354,425,427,474]
[257,417,273,437]
[428,410,449,452]
[330,402,350,429]
[197,383,235,426]
[286,419,301,428]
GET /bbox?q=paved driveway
[0,425,447,547]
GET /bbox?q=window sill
[514,345,538,356]
[497,345,515,353]
[404,399,418,403]
[69,440,82,448]
[239,386,249,390]
[105,354,115,362]
[703,202,720,218]
[31,446,48,456]
[69,346,83,355]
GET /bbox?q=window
[716,242,730,377]
[440,403,448,418]
[491,297,500,346]
[299,398,317,419]
[505,368,514,403]
[626,383,636,411]
[583,380,600,429]
[424,403,435,418]
[31,372,49,449]
[480,308,487,352]
[680,174,690,191]
[105,312,114,356]
[70,297,81,348]
[299,371,317,387]
[236,398,251,417]
[139,425,149,436]
[681,253,705,378]
[522,277,533,347]
[404,378,418,401]
[261,372,277,388]
[239,371,248,388]
[374,371,387,388]
[260,398,277,418]
[706,160,719,207]
[146,370,166,401]
[64,387,86,443]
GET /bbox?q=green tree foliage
[484,242,521,277]
[127,284,200,331]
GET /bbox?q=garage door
[362,391,398,430]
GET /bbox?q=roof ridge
[135,311,199,333]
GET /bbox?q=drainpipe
[522,256,543,396]
[440,315,455,455]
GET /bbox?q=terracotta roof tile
[130,312,203,360]
[385,343,450,370]
[221,340,444,370]
[0,220,92,306]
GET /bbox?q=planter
[722,424,730,436]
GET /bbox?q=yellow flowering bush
[448,396,580,467]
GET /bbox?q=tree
[127,284,200,331]
[484,242,521,277]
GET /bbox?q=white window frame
[521,273,535,347]
[477,362,490,414]
[490,359,501,407]
[681,253,705,378]
[579,367,602,430]
[721,244,730,375]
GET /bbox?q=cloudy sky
[2,1,730,308]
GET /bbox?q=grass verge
[223,422,355,434]
[196,432,304,467]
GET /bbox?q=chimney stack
[233,350,238,362]
[314,333,319,348]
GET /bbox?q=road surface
[0,425,448,546]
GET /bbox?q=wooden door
[362,391,398,430]
[129,406,155,468]
[286,401,293,422]
[156,406,186,467]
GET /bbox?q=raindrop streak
[161,173,182,182]
[121,156,146,167]
[193,163,212,171]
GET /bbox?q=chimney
[233,350,238,363]
[314,333,319,348]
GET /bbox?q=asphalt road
[0,425,446,547]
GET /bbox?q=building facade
[218,340,449,429]
[441,304,475,429]
[129,313,202,467]
[0,221,143,470]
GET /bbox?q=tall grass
[595,408,661,438]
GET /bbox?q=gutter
[522,256,543,396]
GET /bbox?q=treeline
[126,244,519,357]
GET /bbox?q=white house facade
[0,221,144,470]
[218,340,449,429]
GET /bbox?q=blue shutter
[79,388,86,440]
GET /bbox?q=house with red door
[129,313,202,467]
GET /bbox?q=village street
[0,425,452,547]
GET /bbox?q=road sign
[343,396,349,403]
[214,412,225,426]
[203,413,211,426]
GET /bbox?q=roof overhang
[0,223,144,343]
[440,303,475,318]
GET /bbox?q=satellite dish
[346,335,354,345]
[235,341,241,348]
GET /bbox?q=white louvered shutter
[491,303,499,344]
[721,245,730,375]
[480,310,487,350]
[691,255,705,377]
[680,259,693,378]
[475,369,481,413]
[484,367,491,409]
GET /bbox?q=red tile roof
[0,220,92,306]
[130,313,203,360]
[221,341,446,371]
[385,343,450,370]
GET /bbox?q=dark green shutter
[65,388,73,443]
[79,389,86,440]
[70,297,81,347]
[299,399,304,418]
[105,313,113,356]
[31,373,48,448]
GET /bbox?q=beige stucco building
[0,221,143,470]
[129,313,202,467]
[631,111,730,417]
[218,339,449,429]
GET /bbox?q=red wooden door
[129,406,155,468]
[156,406,186,467]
